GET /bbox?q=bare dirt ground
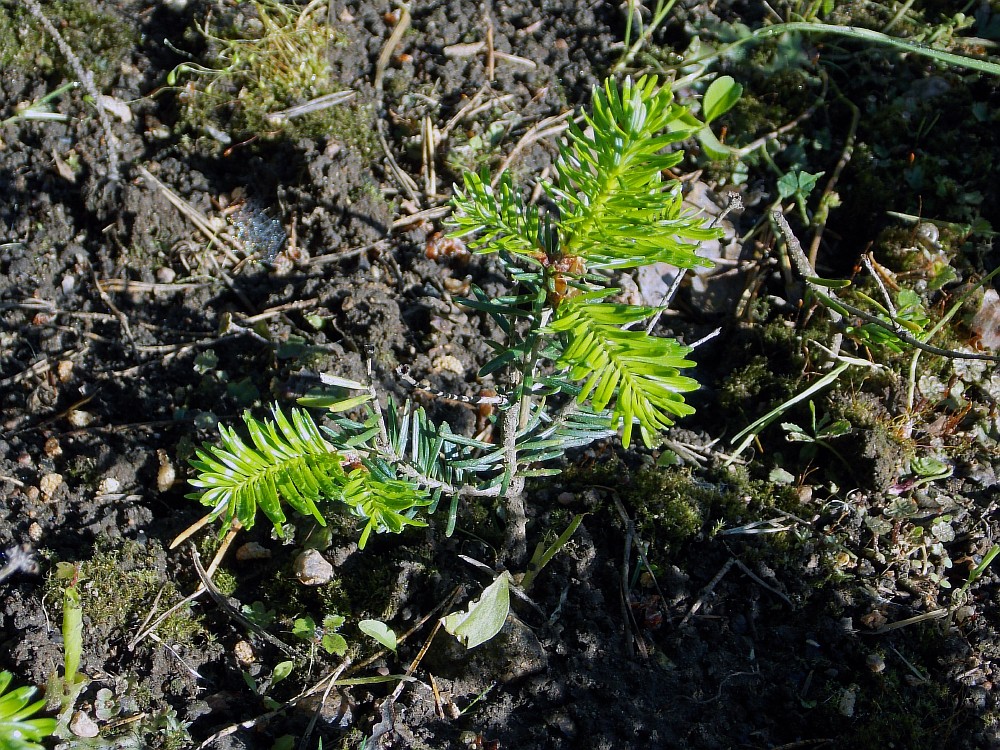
[2,1,1000,748]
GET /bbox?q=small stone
[61,274,76,294]
[156,449,176,492]
[236,542,271,561]
[234,640,255,667]
[98,477,121,495]
[70,710,100,738]
[28,522,43,542]
[67,409,94,427]
[432,354,464,376]
[838,688,856,718]
[866,653,886,673]
[39,473,63,501]
[859,610,887,630]
[57,359,74,382]
[156,266,176,284]
[955,605,976,624]
[43,437,62,458]
[96,95,132,123]
[556,491,575,505]
[295,549,334,586]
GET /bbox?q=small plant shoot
[183,76,720,563]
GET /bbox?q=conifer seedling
[181,75,725,556]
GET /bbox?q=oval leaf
[359,619,397,652]
[441,571,512,650]
[702,75,743,123]
[272,660,294,685]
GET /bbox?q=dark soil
[3,1,1000,749]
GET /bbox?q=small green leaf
[695,125,736,160]
[911,456,951,478]
[806,276,851,289]
[441,571,513,649]
[359,620,397,652]
[769,467,796,485]
[243,602,277,629]
[322,614,346,631]
[271,661,294,685]
[63,584,84,686]
[781,422,809,440]
[291,616,316,640]
[321,633,348,656]
[702,75,743,123]
[778,171,825,201]
[193,349,218,374]
[818,420,851,438]
[320,394,374,413]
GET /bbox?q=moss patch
[0,1,137,86]
[168,0,354,142]
[45,538,208,649]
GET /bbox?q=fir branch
[188,406,338,535]
[188,405,436,547]
[450,171,541,257]
[546,300,699,448]
[553,76,720,269]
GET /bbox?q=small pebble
[57,359,75,382]
[915,222,940,251]
[40,473,63,501]
[156,449,176,492]
[61,274,76,294]
[295,549,334,586]
[43,437,62,458]
[838,687,856,717]
[556,491,575,505]
[28,522,43,542]
[234,640,255,667]
[67,409,94,427]
[866,653,886,673]
[955,605,976,624]
[98,477,121,495]
[432,354,464,376]
[156,266,176,284]
[70,710,99,738]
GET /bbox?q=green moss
[211,567,239,597]
[45,538,208,649]
[314,100,379,154]
[718,355,778,410]
[170,0,352,142]
[63,455,101,487]
[0,1,137,86]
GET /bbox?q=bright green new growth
[186,76,720,545]
[188,405,429,547]
[451,75,720,447]
[0,672,56,750]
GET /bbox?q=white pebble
[70,710,99,738]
